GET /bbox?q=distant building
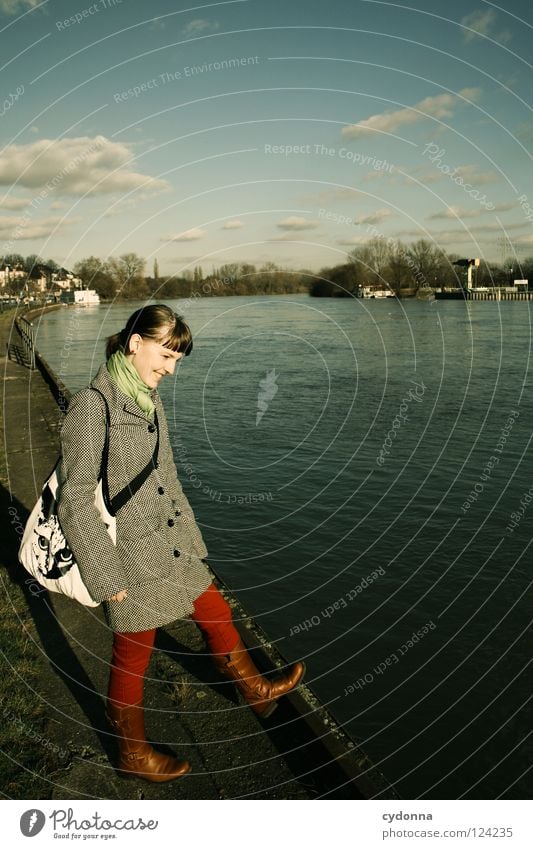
[52,267,83,289]
[0,264,26,286]
[0,262,83,299]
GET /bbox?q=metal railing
[16,315,36,369]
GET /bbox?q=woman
[57,305,305,783]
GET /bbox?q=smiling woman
[106,304,192,392]
[56,303,305,783]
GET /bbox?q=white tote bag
[18,459,116,607]
[19,389,159,607]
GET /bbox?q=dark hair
[106,304,193,360]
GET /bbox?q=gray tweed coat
[57,364,212,632]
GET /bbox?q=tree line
[1,253,313,299]
[312,240,533,297]
[3,243,531,300]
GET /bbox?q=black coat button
[158,486,165,495]
[148,423,156,432]
[175,509,181,516]
[167,518,175,527]
[173,549,180,558]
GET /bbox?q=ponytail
[105,329,127,359]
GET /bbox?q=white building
[0,264,26,287]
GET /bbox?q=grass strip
[0,308,69,797]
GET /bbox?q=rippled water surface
[35,295,532,799]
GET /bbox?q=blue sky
[0,0,532,275]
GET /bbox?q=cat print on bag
[31,480,76,580]
[33,507,75,580]
[31,476,115,581]
[31,480,75,579]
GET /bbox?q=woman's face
[127,333,183,389]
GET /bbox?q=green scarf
[106,350,155,418]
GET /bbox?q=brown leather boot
[106,700,191,782]
[213,638,305,718]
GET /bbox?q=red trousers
[107,582,240,708]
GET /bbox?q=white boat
[74,289,100,305]
[361,286,395,298]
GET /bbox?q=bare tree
[350,238,391,288]
[386,241,413,294]
[107,253,147,298]
[405,240,447,290]
[74,256,116,299]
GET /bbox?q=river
[34,294,532,800]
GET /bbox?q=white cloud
[162,228,207,242]
[460,9,496,41]
[103,191,160,218]
[182,18,220,37]
[429,202,514,220]
[336,235,369,246]
[402,167,443,186]
[402,163,498,188]
[0,196,29,209]
[361,170,389,182]
[276,216,319,231]
[342,89,480,140]
[222,219,244,230]
[267,233,319,242]
[397,221,527,247]
[405,230,471,247]
[515,234,533,246]
[464,221,525,233]
[0,214,76,240]
[300,187,363,204]
[0,0,40,13]
[497,29,513,45]
[514,122,533,149]
[0,136,169,197]
[453,165,499,186]
[149,16,166,31]
[355,208,392,225]
[460,10,513,45]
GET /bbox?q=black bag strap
[91,388,112,513]
[90,389,160,517]
[109,411,160,513]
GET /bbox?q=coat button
[167,518,175,527]
[148,424,156,433]
[173,549,180,558]
[158,486,165,495]
[175,509,181,516]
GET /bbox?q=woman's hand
[108,589,128,602]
